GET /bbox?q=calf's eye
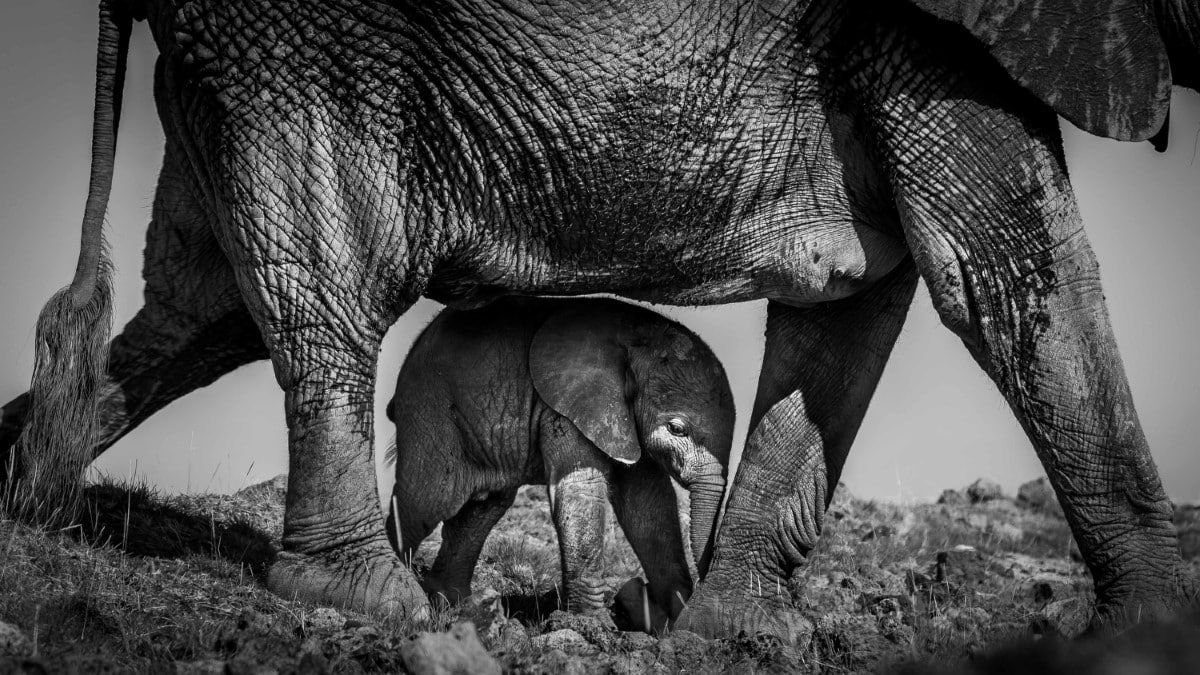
[666,418,689,437]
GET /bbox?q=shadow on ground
[76,483,276,579]
[499,588,564,625]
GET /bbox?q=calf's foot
[419,574,471,606]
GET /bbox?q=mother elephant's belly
[430,205,909,309]
[652,212,908,307]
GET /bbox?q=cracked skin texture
[4,0,1194,636]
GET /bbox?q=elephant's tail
[7,1,133,525]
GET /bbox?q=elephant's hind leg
[867,59,1191,628]
[677,263,919,642]
[424,489,518,604]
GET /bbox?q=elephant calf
[384,297,735,630]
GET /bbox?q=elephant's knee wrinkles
[925,258,984,351]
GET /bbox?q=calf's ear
[904,0,1171,141]
[530,307,642,465]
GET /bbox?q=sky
[2,2,1198,504]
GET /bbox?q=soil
[0,476,1197,674]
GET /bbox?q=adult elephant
[1,0,1195,639]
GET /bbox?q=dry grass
[0,477,1196,673]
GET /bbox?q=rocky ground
[0,476,1197,674]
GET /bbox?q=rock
[938,489,968,506]
[656,630,708,670]
[470,586,502,607]
[966,478,1005,503]
[1035,598,1090,638]
[484,617,530,655]
[543,610,616,649]
[301,607,346,633]
[399,622,501,675]
[531,628,596,655]
[0,621,31,658]
[618,630,659,652]
[860,595,914,644]
[1016,478,1064,518]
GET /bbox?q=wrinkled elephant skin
[4,0,1195,632]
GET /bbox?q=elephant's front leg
[610,461,693,634]
[543,419,616,617]
[677,263,918,641]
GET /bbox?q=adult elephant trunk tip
[6,0,131,526]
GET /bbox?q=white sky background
[2,2,1198,503]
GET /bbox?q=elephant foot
[1089,575,1200,635]
[420,575,471,606]
[267,549,431,619]
[674,590,813,646]
[564,577,609,615]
